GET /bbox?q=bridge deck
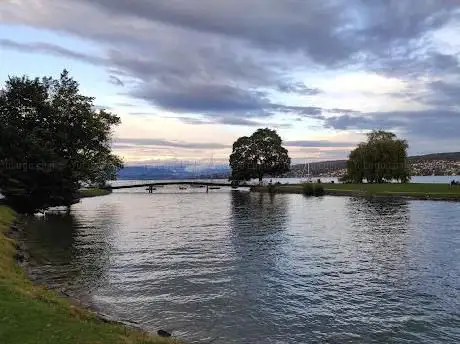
[107,181,244,190]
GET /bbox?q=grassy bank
[252,183,460,200]
[0,205,175,344]
[78,188,112,198]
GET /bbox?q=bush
[302,183,314,195]
[302,183,324,196]
[313,183,325,196]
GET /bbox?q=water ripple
[21,192,460,343]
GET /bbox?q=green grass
[78,188,112,198]
[0,205,178,344]
[252,183,460,200]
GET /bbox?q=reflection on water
[21,192,460,343]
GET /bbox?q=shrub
[302,183,324,196]
[302,183,314,195]
[313,183,325,196]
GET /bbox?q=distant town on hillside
[117,152,460,180]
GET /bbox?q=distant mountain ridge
[117,165,230,180]
[408,152,460,162]
[287,152,460,177]
[117,152,460,179]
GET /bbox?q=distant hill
[286,159,347,177]
[117,152,460,180]
[117,165,230,180]
[287,152,460,177]
[408,152,460,162]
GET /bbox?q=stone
[157,329,172,337]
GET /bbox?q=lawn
[0,205,177,344]
[252,183,460,199]
[78,188,112,198]
[323,183,460,194]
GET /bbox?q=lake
[21,188,460,343]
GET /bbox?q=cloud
[285,140,356,148]
[324,109,460,140]
[115,137,356,150]
[424,80,460,107]
[113,138,230,150]
[0,38,105,65]
[115,102,136,107]
[2,0,460,134]
[131,83,270,114]
[108,75,124,87]
[277,82,322,95]
[325,108,361,115]
[272,105,323,117]
[93,104,112,111]
[169,115,292,128]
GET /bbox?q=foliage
[314,184,325,196]
[78,188,112,198]
[229,128,290,182]
[0,70,123,213]
[346,130,410,184]
[302,183,325,196]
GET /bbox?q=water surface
[22,189,460,343]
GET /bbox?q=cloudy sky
[1,0,459,165]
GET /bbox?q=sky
[1,0,459,166]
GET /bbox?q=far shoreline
[250,183,460,202]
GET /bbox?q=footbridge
[105,181,248,191]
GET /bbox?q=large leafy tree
[229,128,290,183]
[0,70,123,213]
[346,130,410,183]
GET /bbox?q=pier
[104,181,247,193]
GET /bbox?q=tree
[0,70,123,213]
[229,128,290,183]
[346,130,410,183]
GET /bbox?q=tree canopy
[0,70,123,213]
[345,130,410,183]
[229,128,290,183]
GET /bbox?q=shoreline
[78,188,113,198]
[18,232,146,332]
[0,205,176,344]
[250,183,460,201]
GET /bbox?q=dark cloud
[113,138,230,150]
[108,75,124,87]
[131,83,270,114]
[369,49,460,79]
[272,105,323,117]
[326,108,361,115]
[387,79,460,110]
[0,38,105,65]
[78,0,352,65]
[324,109,460,140]
[169,115,291,128]
[71,0,460,67]
[424,81,460,107]
[277,82,322,95]
[285,140,356,148]
[2,0,460,134]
